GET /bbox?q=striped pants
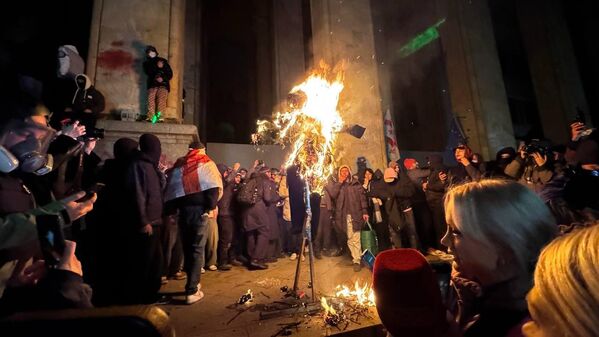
[147,87,168,119]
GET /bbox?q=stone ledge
[94,120,199,164]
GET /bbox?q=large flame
[335,281,376,307]
[253,62,344,192]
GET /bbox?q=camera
[523,141,550,157]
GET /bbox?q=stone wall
[86,0,185,121]
[95,120,198,165]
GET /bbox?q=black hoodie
[125,134,165,229]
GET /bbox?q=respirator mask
[0,120,56,175]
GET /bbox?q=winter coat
[242,174,278,232]
[504,157,555,196]
[406,168,429,203]
[125,152,165,230]
[143,57,173,91]
[278,175,291,221]
[218,178,237,217]
[71,74,105,126]
[286,165,306,233]
[325,165,368,232]
[369,174,416,230]
[266,179,281,240]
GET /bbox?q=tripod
[292,180,316,302]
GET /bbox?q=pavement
[158,255,383,337]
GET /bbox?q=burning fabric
[320,282,377,330]
[252,61,344,192]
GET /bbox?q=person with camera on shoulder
[504,141,555,196]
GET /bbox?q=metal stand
[292,180,316,302]
[258,179,321,321]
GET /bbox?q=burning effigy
[252,61,345,193]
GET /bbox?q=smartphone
[76,182,105,202]
[430,262,452,305]
[361,249,376,270]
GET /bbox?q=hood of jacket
[338,164,354,184]
[139,133,161,165]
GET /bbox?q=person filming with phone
[0,100,97,315]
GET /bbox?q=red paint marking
[98,49,133,71]
[111,40,124,47]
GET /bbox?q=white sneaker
[289,253,298,261]
[208,265,218,271]
[185,289,205,305]
[201,268,206,274]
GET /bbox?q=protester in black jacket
[68,74,105,129]
[364,169,393,251]
[87,137,138,305]
[216,163,237,271]
[242,167,278,270]
[424,155,447,248]
[403,158,434,251]
[143,46,173,121]
[122,133,164,304]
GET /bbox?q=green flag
[398,18,446,58]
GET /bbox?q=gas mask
[0,120,56,175]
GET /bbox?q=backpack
[237,178,260,205]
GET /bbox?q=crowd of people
[1,44,599,337]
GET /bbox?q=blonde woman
[523,224,599,337]
[442,180,556,337]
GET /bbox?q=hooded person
[69,74,105,129]
[325,165,368,272]
[121,133,165,304]
[238,165,279,270]
[86,137,139,305]
[164,141,222,304]
[486,147,516,178]
[143,45,173,122]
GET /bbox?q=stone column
[517,0,589,142]
[438,0,515,159]
[86,0,185,121]
[272,0,306,104]
[309,0,387,171]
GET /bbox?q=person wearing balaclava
[65,74,105,130]
[122,133,164,304]
[143,45,173,122]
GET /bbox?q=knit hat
[403,158,417,170]
[576,139,599,165]
[258,166,271,174]
[372,249,447,337]
[384,168,397,183]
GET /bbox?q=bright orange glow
[253,62,344,192]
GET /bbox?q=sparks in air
[252,62,344,192]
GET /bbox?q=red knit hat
[403,158,417,170]
[372,249,447,337]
